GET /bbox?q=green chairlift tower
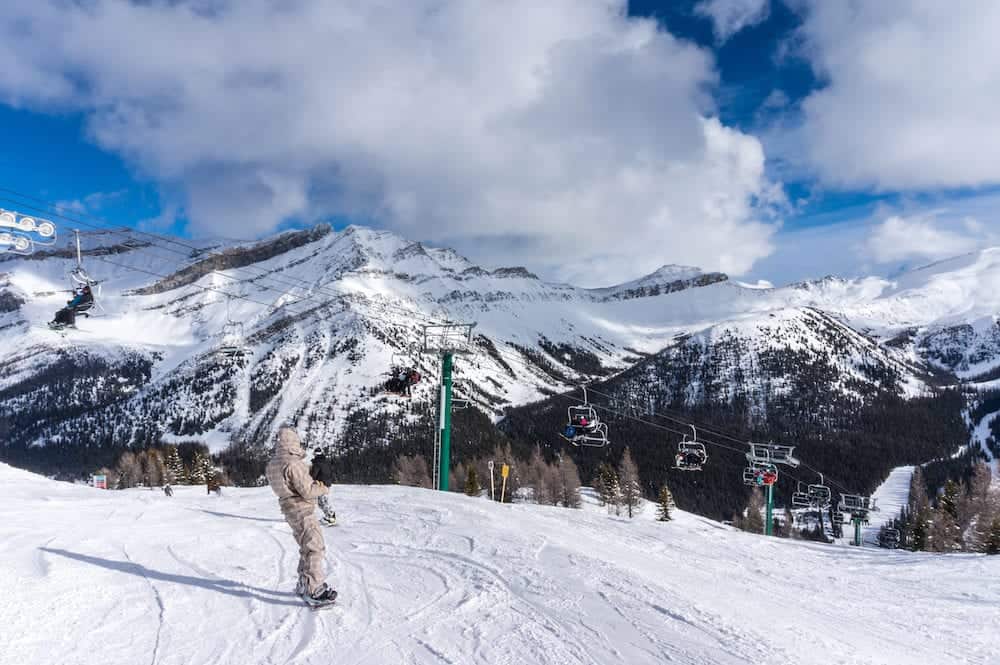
[423,323,476,491]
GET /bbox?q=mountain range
[0,223,994,513]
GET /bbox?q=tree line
[893,463,1000,554]
[93,443,227,491]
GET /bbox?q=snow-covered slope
[1,464,996,665]
[862,466,914,546]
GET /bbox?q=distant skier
[49,284,94,330]
[310,448,337,526]
[163,484,173,497]
[266,426,338,607]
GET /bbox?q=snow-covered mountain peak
[2,220,997,458]
[633,263,705,284]
[585,263,728,302]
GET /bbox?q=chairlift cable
[549,387,860,497]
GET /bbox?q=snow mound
[2,464,997,665]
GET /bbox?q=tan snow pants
[280,497,326,594]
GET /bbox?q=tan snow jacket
[266,427,328,507]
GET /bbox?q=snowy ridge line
[0,187,450,327]
[94,254,431,338]
[549,385,865,497]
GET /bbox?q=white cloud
[0,0,781,285]
[867,213,989,264]
[696,0,770,42]
[791,2,1000,190]
[54,190,125,215]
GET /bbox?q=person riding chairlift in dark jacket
[51,284,94,328]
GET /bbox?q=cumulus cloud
[867,213,991,264]
[791,1,1000,190]
[696,0,770,42]
[0,0,781,284]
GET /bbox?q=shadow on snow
[40,547,302,607]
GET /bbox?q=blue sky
[1,1,998,286]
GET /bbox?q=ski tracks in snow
[122,545,165,665]
[3,470,1000,665]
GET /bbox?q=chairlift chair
[880,528,901,549]
[559,387,609,447]
[743,462,777,486]
[66,229,103,316]
[746,443,773,465]
[791,483,812,508]
[746,442,799,468]
[383,363,422,397]
[219,320,249,358]
[768,445,800,467]
[450,379,470,410]
[838,494,869,513]
[674,425,708,471]
[807,483,832,506]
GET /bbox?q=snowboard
[301,590,338,609]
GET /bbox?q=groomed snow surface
[2,464,998,665]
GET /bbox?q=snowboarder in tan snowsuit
[266,426,338,605]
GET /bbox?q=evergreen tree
[910,506,931,552]
[165,446,185,485]
[202,456,218,493]
[940,480,961,520]
[985,516,1000,555]
[606,474,623,516]
[656,484,675,522]
[594,463,617,507]
[929,507,962,552]
[618,448,642,519]
[464,465,481,497]
[907,467,931,551]
[189,452,207,485]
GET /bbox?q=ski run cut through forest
[1,463,998,665]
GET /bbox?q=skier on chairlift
[677,448,705,469]
[49,283,94,330]
[385,367,421,397]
